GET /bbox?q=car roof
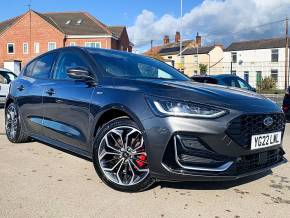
[192,74,237,79]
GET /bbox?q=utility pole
[25,0,32,58]
[179,0,183,72]
[150,40,153,55]
[180,0,183,57]
[285,16,289,89]
[197,46,199,74]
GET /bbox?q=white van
[0,68,17,104]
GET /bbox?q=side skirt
[30,133,92,160]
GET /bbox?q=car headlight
[147,97,227,118]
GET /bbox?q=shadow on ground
[157,171,271,190]
[32,139,92,162]
[30,138,272,191]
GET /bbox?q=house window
[231,52,237,63]
[69,42,76,46]
[48,42,57,51]
[34,42,40,53]
[7,43,14,54]
[85,42,101,48]
[244,71,249,83]
[271,69,278,82]
[271,49,279,62]
[256,71,262,87]
[23,43,29,54]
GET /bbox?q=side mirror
[67,67,96,84]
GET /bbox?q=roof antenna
[25,0,32,10]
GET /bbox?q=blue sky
[0,0,202,26]
[1,0,289,51]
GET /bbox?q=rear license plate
[251,132,282,150]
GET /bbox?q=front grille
[227,113,285,149]
[236,149,284,173]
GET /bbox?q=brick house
[0,10,133,73]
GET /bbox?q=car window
[237,78,251,90]
[222,77,238,87]
[54,52,89,80]
[0,74,7,84]
[0,71,17,84]
[192,77,207,83]
[26,52,57,79]
[192,77,218,84]
[138,63,173,79]
[90,50,189,81]
[205,78,218,84]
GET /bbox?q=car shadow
[22,139,274,191]
[153,171,272,191]
[33,139,92,162]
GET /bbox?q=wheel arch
[91,104,146,142]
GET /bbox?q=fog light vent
[178,136,213,152]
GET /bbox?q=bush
[199,64,208,75]
[257,76,277,91]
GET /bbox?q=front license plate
[251,132,282,150]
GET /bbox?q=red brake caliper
[135,154,147,167]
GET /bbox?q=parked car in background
[191,74,256,92]
[283,87,290,120]
[0,68,17,104]
[5,47,286,192]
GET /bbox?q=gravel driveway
[0,109,289,218]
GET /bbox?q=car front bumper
[142,112,287,182]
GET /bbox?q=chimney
[196,32,201,47]
[175,31,180,43]
[163,35,170,45]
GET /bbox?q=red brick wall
[0,11,133,68]
[111,29,131,51]
[0,11,65,67]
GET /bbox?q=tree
[199,64,208,75]
[257,76,277,91]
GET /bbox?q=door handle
[46,88,55,96]
[17,85,24,91]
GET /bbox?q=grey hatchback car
[5,47,287,192]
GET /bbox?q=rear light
[283,105,289,112]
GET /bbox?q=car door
[15,52,58,134]
[41,49,96,151]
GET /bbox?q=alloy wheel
[98,126,149,186]
[6,105,18,140]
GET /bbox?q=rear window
[25,52,57,79]
[192,77,218,84]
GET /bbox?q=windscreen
[90,50,190,81]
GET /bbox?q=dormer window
[76,19,82,25]
[65,20,71,25]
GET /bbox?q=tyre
[93,117,155,192]
[5,103,30,143]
